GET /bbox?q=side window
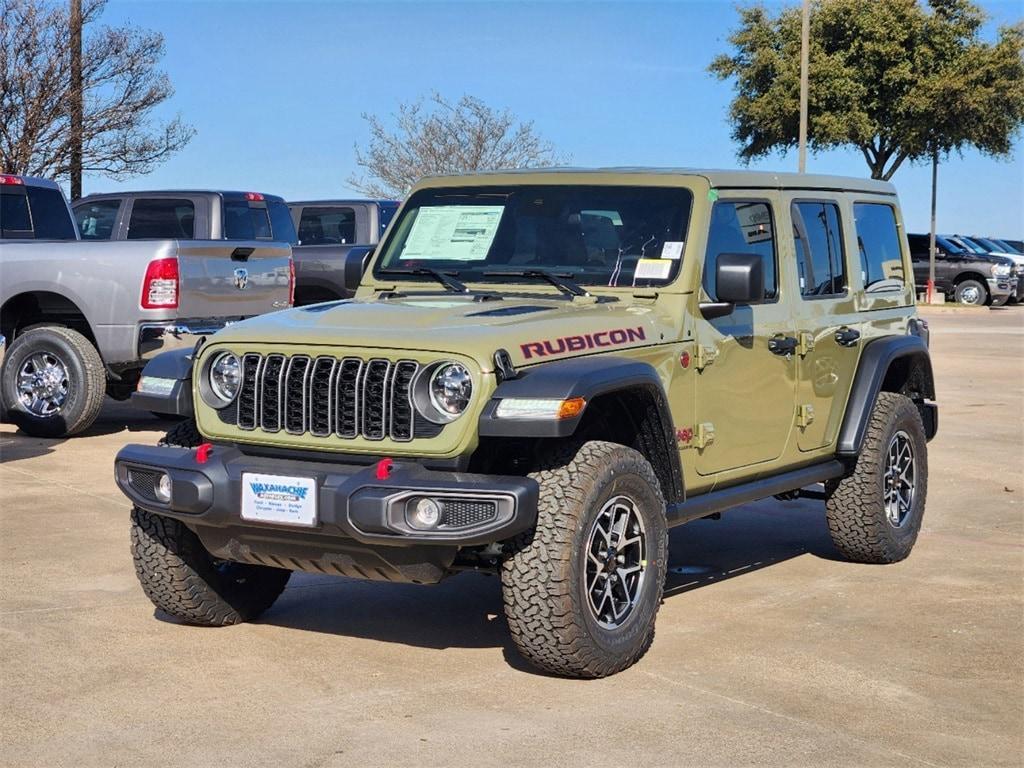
[791,201,846,297]
[703,201,778,301]
[26,186,77,239]
[127,198,196,240]
[298,207,357,245]
[854,203,904,289]
[76,200,121,240]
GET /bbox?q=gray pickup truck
[288,199,398,305]
[0,176,293,438]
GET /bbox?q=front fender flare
[129,347,195,417]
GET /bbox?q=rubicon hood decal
[521,326,646,359]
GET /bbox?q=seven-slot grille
[232,353,421,441]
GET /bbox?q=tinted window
[298,206,356,245]
[268,201,297,244]
[703,201,777,301]
[127,198,195,239]
[792,201,846,297]
[375,185,692,288]
[854,203,903,288]
[76,199,121,240]
[906,234,929,256]
[1,188,32,235]
[26,186,77,239]
[223,200,254,239]
[250,206,271,239]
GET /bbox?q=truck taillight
[141,257,179,309]
[288,258,296,306]
[0,174,24,185]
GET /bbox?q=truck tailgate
[176,241,291,317]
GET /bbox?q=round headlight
[429,363,472,417]
[208,352,241,404]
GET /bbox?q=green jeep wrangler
[115,169,937,678]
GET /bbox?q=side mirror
[700,253,764,319]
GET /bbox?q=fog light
[410,498,442,529]
[155,473,172,503]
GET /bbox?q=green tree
[709,0,1024,179]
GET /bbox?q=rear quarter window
[27,186,77,239]
[854,203,904,290]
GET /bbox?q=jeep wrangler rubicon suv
[114,169,936,678]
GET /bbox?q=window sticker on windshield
[400,205,504,261]
[633,258,672,281]
[661,241,684,260]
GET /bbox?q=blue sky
[95,0,1023,235]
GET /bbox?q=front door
[694,197,797,477]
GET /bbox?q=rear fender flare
[837,335,936,456]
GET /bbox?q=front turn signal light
[494,397,587,420]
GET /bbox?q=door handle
[768,334,798,356]
[835,327,861,347]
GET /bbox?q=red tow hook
[375,457,394,480]
[195,443,213,464]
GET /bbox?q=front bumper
[138,319,237,360]
[114,443,538,582]
[987,277,1017,304]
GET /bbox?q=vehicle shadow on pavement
[663,497,842,598]
[0,400,163,464]
[243,495,841,674]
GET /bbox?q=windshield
[950,236,987,254]
[374,185,693,289]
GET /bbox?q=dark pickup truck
[287,200,398,305]
[906,233,1018,306]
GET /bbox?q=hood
[210,293,676,370]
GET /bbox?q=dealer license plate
[241,473,317,527]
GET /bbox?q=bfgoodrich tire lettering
[825,392,928,563]
[0,326,105,438]
[501,440,668,678]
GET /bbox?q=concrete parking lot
[1,307,1021,768]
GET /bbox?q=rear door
[788,197,862,452]
[75,198,124,240]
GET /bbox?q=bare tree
[348,93,567,198]
[0,0,194,192]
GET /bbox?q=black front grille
[441,499,498,529]
[232,353,422,442]
[127,468,162,503]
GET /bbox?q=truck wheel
[0,326,105,438]
[130,507,291,626]
[501,441,668,678]
[129,418,290,625]
[825,392,928,564]
[953,278,988,306]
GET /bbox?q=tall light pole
[927,150,938,303]
[70,0,83,200]
[798,0,810,173]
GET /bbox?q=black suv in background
[907,233,1017,306]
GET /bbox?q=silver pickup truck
[288,199,398,305]
[0,176,293,438]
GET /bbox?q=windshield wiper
[483,269,590,298]
[378,267,469,294]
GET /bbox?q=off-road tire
[130,507,290,625]
[0,326,105,438]
[159,418,204,448]
[501,441,668,678]
[129,417,289,625]
[825,392,928,564]
[953,278,989,306]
